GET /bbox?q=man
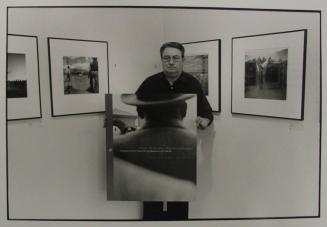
[136,42,213,129]
[88,57,98,93]
[111,94,197,202]
[64,65,72,94]
[256,57,271,90]
[136,42,214,219]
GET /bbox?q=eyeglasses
[162,55,182,62]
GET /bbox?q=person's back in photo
[110,93,197,201]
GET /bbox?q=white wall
[7,7,321,220]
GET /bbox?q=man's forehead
[162,47,182,56]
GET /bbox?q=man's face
[161,47,184,78]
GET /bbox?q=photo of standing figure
[245,47,288,100]
[88,57,98,93]
[63,56,99,95]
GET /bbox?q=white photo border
[3,6,322,224]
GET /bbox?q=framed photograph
[7,34,41,120]
[48,37,109,116]
[182,39,221,112]
[232,30,307,120]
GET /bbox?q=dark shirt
[136,71,212,217]
[136,72,213,124]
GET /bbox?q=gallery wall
[7,7,321,220]
[162,9,320,218]
[7,7,164,219]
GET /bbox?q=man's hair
[160,42,185,58]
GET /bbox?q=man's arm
[196,84,213,127]
[135,78,148,118]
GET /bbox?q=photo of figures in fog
[183,54,209,95]
[245,48,288,100]
[7,53,28,98]
[63,56,99,95]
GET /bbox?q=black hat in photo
[121,93,195,106]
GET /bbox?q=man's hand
[196,117,210,129]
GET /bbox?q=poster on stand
[106,93,197,201]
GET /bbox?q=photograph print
[245,47,288,100]
[48,37,109,116]
[7,34,42,120]
[63,56,99,95]
[182,39,221,112]
[184,54,209,95]
[232,30,307,120]
[7,53,28,98]
[106,93,197,201]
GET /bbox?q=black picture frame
[48,37,109,117]
[182,39,221,112]
[231,29,307,120]
[7,34,42,121]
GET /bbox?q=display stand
[143,202,189,220]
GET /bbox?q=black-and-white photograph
[63,56,99,94]
[7,35,42,120]
[184,54,209,95]
[48,37,108,116]
[7,53,27,98]
[182,40,221,112]
[232,30,306,119]
[245,48,288,100]
[107,93,197,201]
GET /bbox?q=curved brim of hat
[121,93,195,106]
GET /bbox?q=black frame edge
[5,6,322,222]
[318,12,322,218]
[6,5,322,13]
[6,5,9,220]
